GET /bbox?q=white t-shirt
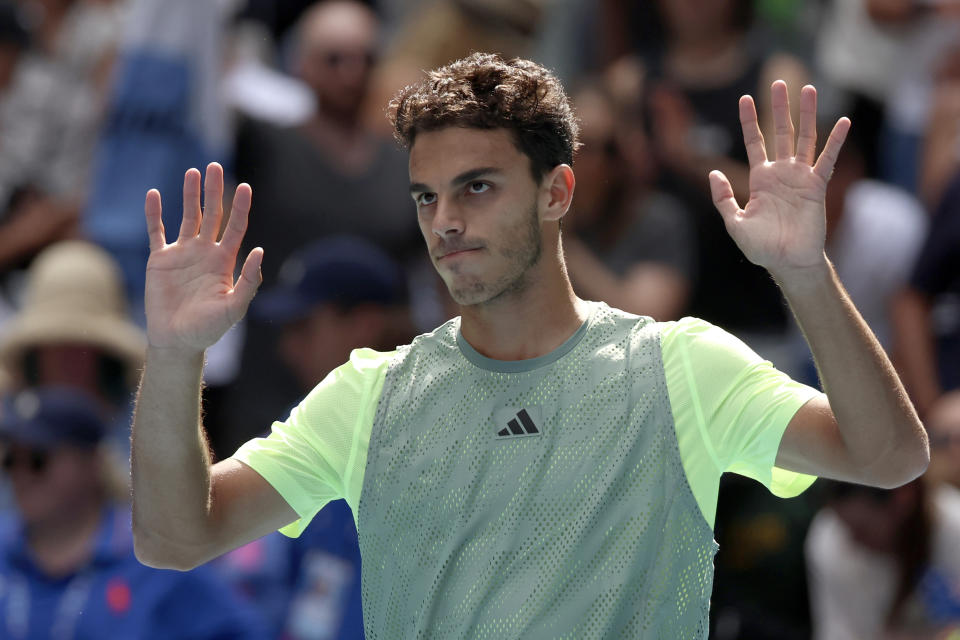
[806,484,960,640]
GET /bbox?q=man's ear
[540,164,575,222]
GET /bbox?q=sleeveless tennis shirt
[233,302,818,638]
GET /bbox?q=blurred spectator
[0,0,93,274]
[0,386,268,639]
[814,0,918,179]
[224,0,420,458]
[0,241,144,419]
[927,390,960,492]
[862,0,960,194]
[0,0,126,275]
[919,43,960,210]
[892,170,960,417]
[22,0,128,91]
[82,0,230,309]
[238,0,374,45]
[213,236,409,639]
[806,478,960,638]
[563,82,695,320]
[364,0,541,135]
[638,0,809,366]
[221,17,316,128]
[253,235,408,392]
[820,137,927,348]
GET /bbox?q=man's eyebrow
[409,167,502,194]
[450,167,501,187]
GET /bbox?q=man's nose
[432,199,464,237]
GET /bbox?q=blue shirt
[213,498,364,640]
[0,506,268,640]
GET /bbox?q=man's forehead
[408,127,524,185]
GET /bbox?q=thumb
[232,247,263,312]
[709,170,741,223]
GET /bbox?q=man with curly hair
[130,53,928,638]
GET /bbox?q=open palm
[710,82,850,279]
[144,163,263,352]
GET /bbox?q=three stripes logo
[497,408,540,438]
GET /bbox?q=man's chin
[446,278,493,307]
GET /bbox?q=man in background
[213,235,407,639]
[0,386,266,638]
[225,0,420,451]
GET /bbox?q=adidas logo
[497,409,540,437]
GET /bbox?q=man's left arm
[710,81,928,488]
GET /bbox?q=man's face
[297,3,378,118]
[3,443,98,527]
[279,304,375,390]
[409,127,544,307]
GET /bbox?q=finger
[709,170,741,223]
[813,117,851,182]
[144,189,166,252]
[179,168,202,240]
[738,95,767,167]
[770,80,795,161]
[232,246,263,312]
[795,85,818,165]
[199,162,225,241]
[219,183,253,255]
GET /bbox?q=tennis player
[131,53,928,638]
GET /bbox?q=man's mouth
[436,246,482,261]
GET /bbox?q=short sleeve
[231,348,392,537]
[661,318,819,525]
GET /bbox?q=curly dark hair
[388,52,580,182]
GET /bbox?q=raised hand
[144,163,263,353]
[709,81,850,281]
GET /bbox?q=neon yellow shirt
[233,312,818,537]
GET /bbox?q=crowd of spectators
[0,0,957,637]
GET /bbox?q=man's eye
[468,182,490,194]
[417,193,437,206]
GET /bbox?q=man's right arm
[132,348,297,570]
[131,163,296,570]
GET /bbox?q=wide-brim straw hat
[0,241,146,385]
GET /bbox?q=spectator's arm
[891,287,942,417]
[0,196,79,272]
[920,81,960,210]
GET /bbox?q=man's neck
[27,500,103,578]
[459,242,588,361]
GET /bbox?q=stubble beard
[447,199,542,307]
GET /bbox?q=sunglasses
[316,50,376,69]
[2,449,49,474]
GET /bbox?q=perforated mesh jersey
[357,305,717,638]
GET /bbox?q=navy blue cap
[0,387,108,448]
[253,236,405,323]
